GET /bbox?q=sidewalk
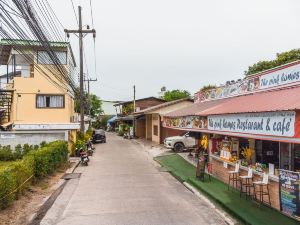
[155,154,299,225]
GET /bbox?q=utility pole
[84,78,97,96]
[133,85,136,137]
[64,6,96,134]
[133,85,136,112]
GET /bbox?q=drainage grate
[62,173,81,180]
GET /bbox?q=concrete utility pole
[64,6,96,133]
[84,78,97,96]
[133,85,136,112]
[133,85,136,137]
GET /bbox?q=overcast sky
[50,0,300,101]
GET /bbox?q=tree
[245,48,300,76]
[200,84,216,92]
[122,103,134,115]
[74,92,103,119]
[162,89,190,101]
[89,94,103,118]
[92,115,113,130]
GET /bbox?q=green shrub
[28,141,68,179]
[0,141,68,209]
[0,145,25,161]
[118,130,124,136]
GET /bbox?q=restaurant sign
[279,170,300,221]
[260,63,300,89]
[194,62,300,103]
[208,111,295,137]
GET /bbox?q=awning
[107,116,117,124]
[166,85,300,117]
[162,126,300,144]
[116,115,134,121]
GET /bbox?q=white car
[164,132,197,152]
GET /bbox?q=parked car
[164,132,197,152]
[92,129,106,143]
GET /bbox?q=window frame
[37,50,68,65]
[36,94,65,109]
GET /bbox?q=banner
[260,63,300,89]
[194,62,300,103]
[208,111,295,137]
[279,170,300,221]
[163,116,207,129]
[194,76,259,103]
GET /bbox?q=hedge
[0,141,68,209]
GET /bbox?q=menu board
[279,170,300,221]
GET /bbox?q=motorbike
[86,140,95,156]
[123,132,133,139]
[78,148,89,166]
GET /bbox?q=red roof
[166,85,300,117]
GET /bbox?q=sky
[49,0,300,101]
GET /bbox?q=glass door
[280,143,291,170]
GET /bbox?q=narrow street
[41,133,226,225]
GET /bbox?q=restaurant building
[163,60,300,221]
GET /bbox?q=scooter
[86,140,95,156]
[79,148,89,166]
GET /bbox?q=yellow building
[0,39,79,143]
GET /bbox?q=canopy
[107,116,118,125]
[166,85,300,117]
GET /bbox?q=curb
[28,158,80,225]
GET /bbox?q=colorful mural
[194,76,260,103]
[163,116,207,129]
[194,61,300,103]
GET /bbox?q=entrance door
[280,143,291,170]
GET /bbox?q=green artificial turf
[155,154,300,225]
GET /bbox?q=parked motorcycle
[123,132,133,139]
[79,148,89,166]
[86,140,95,156]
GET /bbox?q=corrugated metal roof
[166,85,300,117]
[165,98,230,117]
[133,98,192,115]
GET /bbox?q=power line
[64,5,96,133]
[70,0,78,25]
[89,0,94,28]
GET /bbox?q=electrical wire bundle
[0,0,79,94]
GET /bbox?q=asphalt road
[41,133,226,225]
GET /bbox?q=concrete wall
[0,131,68,148]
